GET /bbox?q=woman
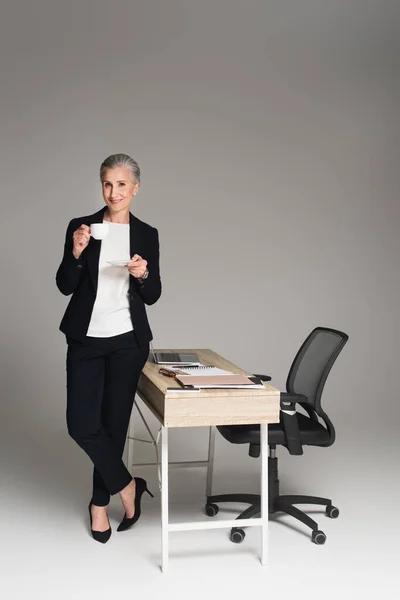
[56,153,161,543]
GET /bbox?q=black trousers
[66,330,149,506]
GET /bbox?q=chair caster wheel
[230,528,245,544]
[311,530,326,545]
[326,505,339,518]
[205,503,219,517]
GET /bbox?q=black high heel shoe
[117,477,154,532]
[88,501,112,543]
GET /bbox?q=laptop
[149,342,199,365]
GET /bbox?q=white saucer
[107,259,131,266]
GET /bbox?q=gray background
[1,0,399,596]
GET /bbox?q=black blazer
[56,206,161,344]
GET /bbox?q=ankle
[120,479,135,499]
[91,503,108,512]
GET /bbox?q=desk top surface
[143,349,278,396]
[137,349,280,427]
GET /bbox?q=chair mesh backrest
[286,327,348,413]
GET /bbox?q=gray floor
[2,416,398,600]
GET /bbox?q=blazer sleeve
[133,227,162,306]
[56,219,85,296]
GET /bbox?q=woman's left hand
[126,254,148,279]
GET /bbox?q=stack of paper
[175,374,264,389]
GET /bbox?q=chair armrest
[280,393,307,410]
[279,393,307,456]
[252,373,271,382]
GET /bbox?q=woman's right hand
[72,224,90,259]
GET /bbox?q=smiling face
[101,167,139,216]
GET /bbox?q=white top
[86,220,133,337]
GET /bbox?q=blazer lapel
[129,212,143,292]
[86,207,107,292]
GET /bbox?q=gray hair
[100,153,141,185]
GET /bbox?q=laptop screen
[149,342,199,364]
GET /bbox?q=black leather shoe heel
[117,477,154,532]
[88,501,112,543]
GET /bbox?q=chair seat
[217,413,330,448]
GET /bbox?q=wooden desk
[131,349,280,572]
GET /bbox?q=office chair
[205,327,348,545]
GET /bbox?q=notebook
[170,366,233,376]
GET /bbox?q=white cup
[90,223,109,240]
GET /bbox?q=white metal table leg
[161,425,169,573]
[260,422,268,566]
[205,425,216,497]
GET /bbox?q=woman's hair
[100,153,141,185]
